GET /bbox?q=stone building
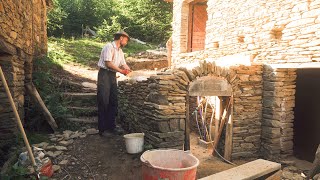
[0,0,51,166]
[119,0,320,162]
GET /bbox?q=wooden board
[224,96,233,161]
[188,3,208,52]
[199,159,281,180]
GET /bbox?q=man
[97,30,131,136]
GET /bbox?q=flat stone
[59,160,69,165]
[55,146,67,151]
[36,142,49,149]
[50,138,58,142]
[53,151,63,157]
[59,140,73,146]
[52,165,61,172]
[86,128,99,135]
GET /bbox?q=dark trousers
[97,68,118,132]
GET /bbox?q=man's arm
[105,61,123,73]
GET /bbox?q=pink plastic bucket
[140,149,199,180]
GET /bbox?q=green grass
[48,37,152,67]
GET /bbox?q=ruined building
[119,0,320,162]
[0,0,51,166]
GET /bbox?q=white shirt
[97,41,127,71]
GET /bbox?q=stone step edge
[66,117,98,124]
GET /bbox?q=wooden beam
[184,93,190,150]
[26,83,58,131]
[224,96,233,161]
[212,97,231,156]
[199,159,281,180]
[185,0,207,4]
[214,96,221,144]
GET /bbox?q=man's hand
[122,64,131,71]
[120,69,130,76]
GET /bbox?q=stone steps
[67,106,97,117]
[62,91,98,125]
[66,116,98,124]
[62,92,97,107]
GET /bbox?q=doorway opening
[294,68,320,162]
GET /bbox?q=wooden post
[25,82,58,131]
[224,96,233,161]
[0,66,37,167]
[184,93,190,150]
[166,36,172,68]
[214,96,221,143]
[212,98,231,156]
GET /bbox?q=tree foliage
[47,0,172,43]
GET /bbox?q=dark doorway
[294,68,320,162]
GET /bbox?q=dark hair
[114,34,122,40]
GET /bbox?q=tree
[47,0,67,36]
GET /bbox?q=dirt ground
[51,131,250,180]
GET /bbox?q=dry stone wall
[0,0,49,166]
[262,65,297,160]
[119,61,264,159]
[118,74,187,149]
[171,0,320,65]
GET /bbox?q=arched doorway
[186,76,233,160]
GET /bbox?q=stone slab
[199,159,281,180]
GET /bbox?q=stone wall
[119,61,264,159]
[168,0,320,160]
[118,73,187,149]
[171,0,320,65]
[261,64,297,160]
[0,0,49,166]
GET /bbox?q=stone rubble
[28,128,99,176]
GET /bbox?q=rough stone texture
[261,65,297,160]
[119,61,263,159]
[0,0,49,167]
[171,0,320,65]
[167,0,320,161]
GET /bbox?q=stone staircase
[61,83,98,126]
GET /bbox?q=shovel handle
[0,66,37,166]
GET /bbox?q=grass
[48,37,152,67]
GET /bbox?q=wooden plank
[184,93,191,150]
[212,97,231,156]
[224,96,233,161]
[187,3,193,52]
[214,96,221,145]
[191,4,207,51]
[265,170,282,180]
[199,159,281,180]
[26,83,58,131]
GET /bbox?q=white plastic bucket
[123,133,145,154]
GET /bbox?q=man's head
[114,31,130,48]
